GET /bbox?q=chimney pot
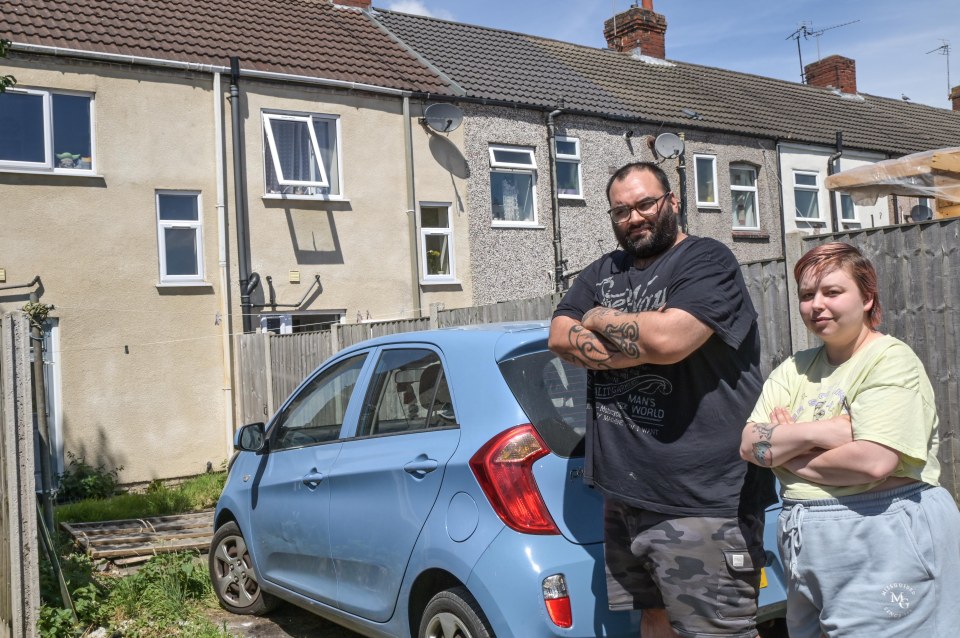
[950,85,960,111]
[642,0,654,10]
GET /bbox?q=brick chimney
[604,0,667,59]
[951,85,960,111]
[804,55,857,94]
[334,0,371,7]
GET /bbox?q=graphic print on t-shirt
[593,273,673,434]
[594,368,672,433]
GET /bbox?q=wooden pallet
[60,510,215,562]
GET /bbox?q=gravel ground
[206,602,364,638]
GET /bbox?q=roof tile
[0,0,455,94]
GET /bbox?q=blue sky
[381,0,958,109]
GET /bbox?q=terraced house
[2,0,959,482]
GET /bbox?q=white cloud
[384,1,454,21]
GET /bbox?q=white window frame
[419,202,456,283]
[838,192,860,227]
[262,110,343,200]
[730,163,760,230]
[693,154,719,208]
[0,87,96,174]
[156,190,205,285]
[793,170,823,222]
[489,144,538,227]
[554,136,582,199]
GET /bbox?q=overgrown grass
[56,471,226,525]
[41,469,232,637]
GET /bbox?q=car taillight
[469,424,559,534]
[542,574,572,628]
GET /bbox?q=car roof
[338,321,550,362]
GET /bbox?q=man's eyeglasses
[607,192,671,224]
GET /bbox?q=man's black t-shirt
[554,236,774,517]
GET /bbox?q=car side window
[356,349,457,438]
[272,354,367,450]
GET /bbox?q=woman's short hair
[794,242,882,329]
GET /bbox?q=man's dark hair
[606,162,672,204]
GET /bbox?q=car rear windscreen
[498,351,587,458]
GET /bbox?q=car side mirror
[236,422,268,453]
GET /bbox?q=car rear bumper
[466,530,640,638]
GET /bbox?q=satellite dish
[420,103,463,133]
[653,132,684,159]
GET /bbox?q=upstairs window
[489,145,537,226]
[156,191,204,285]
[0,88,94,172]
[554,136,582,199]
[730,164,759,229]
[793,171,821,221]
[263,111,341,198]
[694,154,718,207]
[420,203,455,282]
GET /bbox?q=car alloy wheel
[420,587,492,638]
[209,521,278,615]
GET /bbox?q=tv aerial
[419,103,463,133]
[926,40,952,99]
[787,19,860,83]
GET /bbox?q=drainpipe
[229,57,256,333]
[404,96,423,317]
[213,71,235,452]
[827,132,843,233]
[677,132,688,233]
[546,108,564,291]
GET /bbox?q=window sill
[262,193,348,202]
[794,218,827,224]
[558,195,585,201]
[156,281,213,289]
[421,278,461,286]
[696,203,721,209]
[491,222,545,229]
[0,167,102,178]
[732,230,770,240]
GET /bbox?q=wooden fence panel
[741,260,791,378]
[0,313,39,638]
[236,333,268,425]
[269,332,331,409]
[437,293,562,327]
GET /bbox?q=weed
[56,452,123,503]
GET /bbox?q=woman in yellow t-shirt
[740,242,960,638]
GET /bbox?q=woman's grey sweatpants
[778,482,960,638]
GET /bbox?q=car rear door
[326,347,460,622]
[248,353,369,604]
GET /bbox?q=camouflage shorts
[604,497,765,637]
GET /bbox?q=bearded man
[549,161,775,638]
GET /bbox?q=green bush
[56,453,123,503]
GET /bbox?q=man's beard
[613,207,678,260]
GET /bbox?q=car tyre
[419,586,493,638]
[209,521,278,615]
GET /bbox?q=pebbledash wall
[462,104,783,306]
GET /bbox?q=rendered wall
[0,56,228,483]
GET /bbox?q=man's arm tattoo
[565,324,614,369]
[583,306,641,359]
[750,422,778,467]
[598,321,641,358]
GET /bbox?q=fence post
[783,232,813,354]
[0,312,40,638]
[429,302,444,330]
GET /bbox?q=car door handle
[302,470,325,489]
[403,458,439,477]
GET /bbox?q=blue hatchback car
[211,322,786,637]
